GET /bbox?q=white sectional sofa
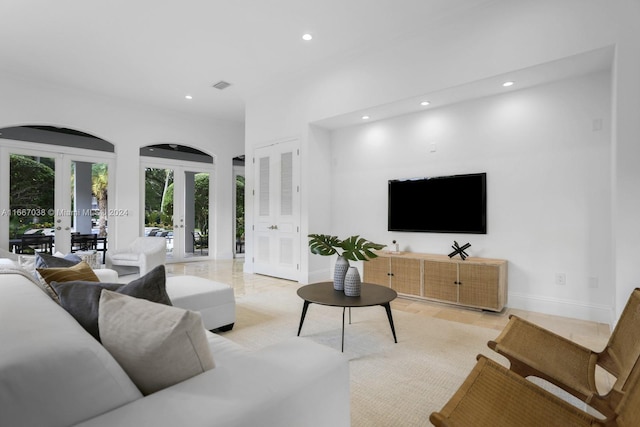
[0,259,350,427]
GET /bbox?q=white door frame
[0,139,115,254]
[140,157,215,262]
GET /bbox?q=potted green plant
[308,234,385,291]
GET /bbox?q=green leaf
[339,235,385,261]
[308,234,341,256]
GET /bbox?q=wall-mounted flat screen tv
[388,172,486,234]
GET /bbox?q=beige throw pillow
[36,261,99,302]
[98,290,215,395]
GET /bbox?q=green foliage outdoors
[10,157,244,243]
[9,155,55,237]
[144,168,212,235]
[236,175,245,240]
[10,155,111,238]
[91,163,108,237]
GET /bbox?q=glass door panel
[183,170,209,259]
[235,174,245,256]
[69,160,109,266]
[144,167,174,259]
[8,153,56,254]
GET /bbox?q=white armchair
[106,237,166,277]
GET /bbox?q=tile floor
[166,258,614,393]
[166,258,611,343]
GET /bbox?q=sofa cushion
[37,261,99,302]
[49,264,172,341]
[0,272,142,427]
[35,251,83,268]
[0,247,18,261]
[99,290,215,395]
[37,260,99,284]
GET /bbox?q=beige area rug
[220,286,508,427]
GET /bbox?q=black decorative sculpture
[448,241,471,260]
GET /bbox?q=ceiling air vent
[212,80,231,90]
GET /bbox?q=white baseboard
[508,292,615,326]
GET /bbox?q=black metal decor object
[448,241,471,260]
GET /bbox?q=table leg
[382,303,398,343]
[342,307,346,352]
[297,300,310,336]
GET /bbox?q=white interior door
[253,140,300,280]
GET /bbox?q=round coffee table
[296,281,398,352]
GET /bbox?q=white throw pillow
[98,290,215,395]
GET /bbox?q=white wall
[244,0,640,323]
[611,1,640,323]
[0,72,244,258]
[329,71,613,322]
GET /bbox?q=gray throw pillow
[50,265,172,341]
[35,252,83,269]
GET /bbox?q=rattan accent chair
[430,353,640,427]
[487,288,640,418]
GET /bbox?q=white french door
[0,140,114,256]
[253,139,300,280]
[141,158,214,262]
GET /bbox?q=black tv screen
[388,173,486,234]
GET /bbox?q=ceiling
[0,0,498,124]
[314,45,614,130]
[0,1,613,128]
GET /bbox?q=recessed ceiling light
[302,33,313,41]
[420,101,430,106]
[362,115,370,120]
[502,81,514,87]
[185,95,193,100]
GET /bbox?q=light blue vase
[333,256,349,290]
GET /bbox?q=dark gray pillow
[35,252,83,269]
[50,265,172,341]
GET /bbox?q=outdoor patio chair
[19,234,53,254]
[192,231,207,254]
[429,353,640,427]
[487,288,640,418]
[70,233,98,252]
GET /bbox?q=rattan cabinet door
[457,263,499,310]
[390,257,421,296]
[424,260,458,303]
[363,256,391,287]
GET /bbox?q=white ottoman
[93,268,119,283]
[165,275,236,331]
